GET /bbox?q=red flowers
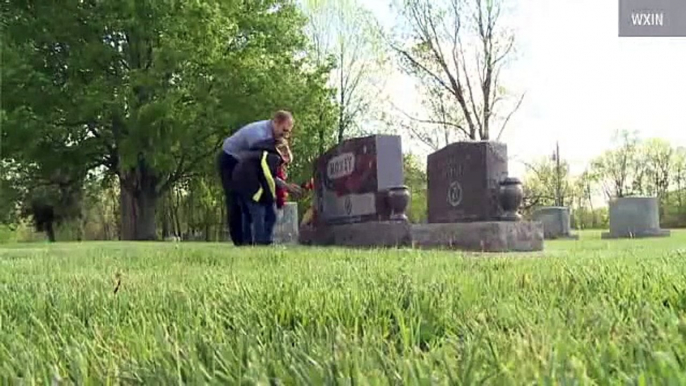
[276,166,288,208]
[301,178,314,191]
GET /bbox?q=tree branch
[495,91,526,141]
[458,37,482,137]
[391,100,468,135]
[400,121,438,151]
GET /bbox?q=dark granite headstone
[313,135,404,225]
[427,141,508,223]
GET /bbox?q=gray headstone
[273,202,299,244]
[532,206,577,239]
[603,196,670,238]
[313,135,404,225]
[426,141,508,223]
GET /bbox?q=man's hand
[285,182,303,197]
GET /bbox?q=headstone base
[298,225,316,245]
[411,221,544,252]
[301,221,413,247]
[299,220,544,252]
[601,229,671,239]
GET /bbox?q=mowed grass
[1,231,686,384]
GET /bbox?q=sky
[361,0,686,179]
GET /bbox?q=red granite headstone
[313,135,404,225]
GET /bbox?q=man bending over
[217,110,302,246]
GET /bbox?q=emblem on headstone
[344,195,353,215]
[447,181,463,207]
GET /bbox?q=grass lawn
[1,230,686,384]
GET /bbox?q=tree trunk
[112,187,122,240]
[317,111,326,155]
[172,189,182,238]
[219,200,226,241]
[678,176,683,215]
[119,170,159,241]
[160,193,171,239]
[45,221,56,242]
[205,217,211,242]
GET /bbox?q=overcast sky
[362,0,686,178]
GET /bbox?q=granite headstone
[273,202,299,244]
[532,206,578,240]
[426,141,508,223]
[313,135,404,225]
[601,196,670,238]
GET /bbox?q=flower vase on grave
[386,185,410,222]
[499,177,523,221]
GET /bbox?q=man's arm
[277,178,303,197]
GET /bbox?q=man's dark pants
[217,150,243,246]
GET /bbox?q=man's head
[271,110,294,140]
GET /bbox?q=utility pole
[555,141,562,207]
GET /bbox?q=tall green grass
[1,231,685,384]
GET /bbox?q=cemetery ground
[1,231,685,383]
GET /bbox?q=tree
[388,0,524,141]
[403,153,428,222]
[0,161,21,226]
[570,169,607,229]
[3,160,85,242]
[398,74,465,151]
[672,147,686,215]
[574,169,596,212]
[2,0,336,240]
[302,0,388,143]
[642,138,673,200]
[521,156,575,210]
[589,129,640,199]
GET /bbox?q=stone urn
[386,185,411,222]
[499,177,523,221]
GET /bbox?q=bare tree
[393,70,466,151]
[303,0,388,143]
[387,0,524,141]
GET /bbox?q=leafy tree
[671,147,686,215]
[302,0,388,143]
[403,153,428,222]
[589,129,641,199]
[2,0,337,240]
[642,138,674,200]
[521,156,575,212]
[1,160,85,242]
[570,169,607,229]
